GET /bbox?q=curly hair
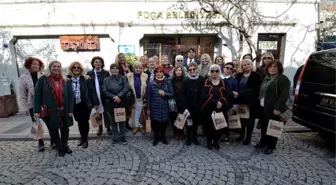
[24,57,44,71]
[90,56,105,69]
[265,60,284,76]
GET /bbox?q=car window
[302,52,336,85]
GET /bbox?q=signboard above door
[60,36,100,51]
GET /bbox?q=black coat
[235,72,262,116]
[87,69,110,101]
[180,76,205,114]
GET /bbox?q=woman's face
[155,70,164,78]
[110,67,119,76]
[215,57,223,65]
[175,58,183,67]
[153,56,159,65]
[118,54,126,65]
[175,68,183,77]
[263,55,272,65]
[51,62,61,75]
[242,61,252,72]
[134,66,143,74]
[148,58,155,69]
[201,56,209,65]
[224,65,233,76]
[72,64,82,76]
[210,68,220,79]
[188,66,197,77]
[30,60,40,72]
[162,56,169,65]
[93,59,102,69]
[268,63,279,76]
[140,57,147,67]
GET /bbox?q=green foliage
[125,54,139,67]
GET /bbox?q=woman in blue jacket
[147,65,174,146]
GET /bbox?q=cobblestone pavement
[0,132,335,185]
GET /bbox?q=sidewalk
[0,113,311,141]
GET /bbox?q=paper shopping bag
[211,111,228,130]
[228,113,241,129]
[238,105,250,119]
[30,122,38,139]
[89,109,102,128]
[114,108,126,123]
[174,109,190,129]
[266,120,284,138]
[145,119,151,133]
[30,119,45,140]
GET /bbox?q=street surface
[0,132,335,185]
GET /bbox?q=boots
[38,139,45,152]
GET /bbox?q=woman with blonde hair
[115,52,134,76]
[257,52,274,79]
[34,61,74,157]
[198,53,212,77]
[161,55,174,78]
[19,57,47,152]
[139,56,148,72]
[127,62,148,135]
[67,61,99,148]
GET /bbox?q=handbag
[39,78,48,118]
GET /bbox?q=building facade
[0,0,319,97]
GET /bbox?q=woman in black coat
[68,62,99,148]
[87,56,111,136]
[235,59,262,145]
[201,64,234,150]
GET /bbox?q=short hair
[242,53,253,60]
[265,60,284,76]
[24,57,44,70]
[91,56,105,69]
[215,56,224,64]
[154,65,165,73]
[188,48,196,53]
[68,61,85,77]
[240,59,255,71]
[225,62,234,69]
[207,64,222,77]
[110,63,119,70]
[175,55,183,62]
[187,62,198,69]
[133,62,143,69]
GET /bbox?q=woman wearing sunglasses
[67,61,99,148]
[201,64,234,150]
[256,52,274,79]
[180,62,205,146]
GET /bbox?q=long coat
[147,79,174,122]
[263,74,290,122]
[18,71,43,112]
[87,69,110,102]
[67,75,100,121]
[33,76,74,130]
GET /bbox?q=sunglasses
[156,71,163,73]
[264,57,272,60]
[177,60,183,62]
[225,67,233,70]
[211,70,220,73]
[72,66,81,70]
[188,68,196,72]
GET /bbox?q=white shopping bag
[228,114,241,129]
[30,118,45,140]
[211,111,228,130]
[266,120,284,138]
[174,109,190,129]
[114,108,126,122]
[238,105,250,119]
[89,108,102,128]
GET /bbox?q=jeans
[134,99,143,128]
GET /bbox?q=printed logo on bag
[269,125,282,131]
[215,119,223,126]
[116,112,125,116]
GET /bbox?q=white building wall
[0,0,319,94]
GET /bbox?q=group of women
[18,50,290,157]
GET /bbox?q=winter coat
[87,69,110,102]
[147,78,174,122]
[180,75,205,114]
[18,72,43,112]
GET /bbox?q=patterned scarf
[71,77,81,104]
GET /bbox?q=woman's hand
[68,113,73,117]
[158,90,165,97]
[34,113,40,118]
[146,110,150,115]
[233,91,239,98]
[273,109,281,116]
[216,102,222,109]
[113,96,121,103]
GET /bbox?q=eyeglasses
[111,68,119,70]
[225,67,233,70]
[188,68,196,72]
[211,70,220,73]
[264,57,272,60]
[177,60,183,62]
[72,66,81,70]
[156,71,163,73]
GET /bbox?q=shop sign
[258,41,278,50]
[118,45,135,55]
[60,36,100,51]
[137,11,223,20]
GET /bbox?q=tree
[177,0,298,60]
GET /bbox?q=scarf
[187,74,199,80]
[71,77,81,104]
[259,75,278,100]
[123,65,130,76]
[49,74,64,108]
[155,75,165,85]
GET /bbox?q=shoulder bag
[275,77,292,122]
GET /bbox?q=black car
[292,49,336,141]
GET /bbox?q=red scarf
[49,75,64,108]
[155,75,165,85]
